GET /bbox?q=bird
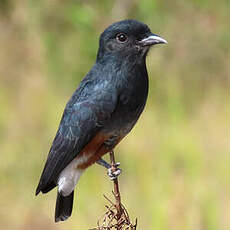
[35,19,167,222]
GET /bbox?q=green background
[1,0,230,229]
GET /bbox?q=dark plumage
[36,19,167,222]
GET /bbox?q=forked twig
[90,151,137,230]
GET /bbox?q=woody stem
[109,150,123,220]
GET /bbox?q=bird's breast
[103,67,149,136]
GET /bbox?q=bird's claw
[114,162,120,167]
[107,167,122,180]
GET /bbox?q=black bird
[36,19,167,222]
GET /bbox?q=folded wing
[36,86,117,195]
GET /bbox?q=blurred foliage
[0,0,230,229]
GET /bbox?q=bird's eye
[116,33,128,43]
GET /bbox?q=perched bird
[36,19,167,222]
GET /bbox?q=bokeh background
[1,0,230,229]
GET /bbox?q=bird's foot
[108,163,122,180]
[96,158,122,180]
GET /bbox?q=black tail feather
[35,181,56,196]
[55,191,74,222]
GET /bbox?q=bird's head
[97,19,167,62]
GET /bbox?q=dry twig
[90,151,137,230]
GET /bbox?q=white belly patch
[58,155,89,196]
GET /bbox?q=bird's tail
[55,191,74,222]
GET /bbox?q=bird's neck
[97,52,147,70]
[96,53,149,90]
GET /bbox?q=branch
[109,150,123,221]
[90,150,137,229]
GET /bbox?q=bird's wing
[36,85,117,195]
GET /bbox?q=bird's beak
[139,33,168,46]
